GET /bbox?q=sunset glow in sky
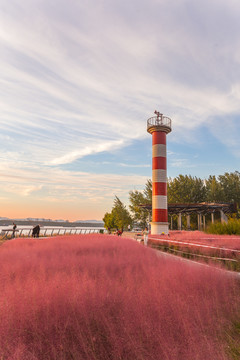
[1,0,240,220]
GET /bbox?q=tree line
[103,171,240,231]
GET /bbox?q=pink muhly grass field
[0,234,239,360]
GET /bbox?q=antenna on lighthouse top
[154,110,163,124]
[154,110,161,117]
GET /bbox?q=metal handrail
[1,227,105,239]
[148,236,240,254]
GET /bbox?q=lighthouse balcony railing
[147,116,172,131]
[147,116,172,129]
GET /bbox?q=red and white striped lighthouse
[147,111,172,235]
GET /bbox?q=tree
[102,212,116,230]
[168,175,206,203]
[129,180,152,229]
[143,179,152,204]
[129,190,150,229]
[103,196,132,231]
[218,171,240,206]
[205,175,223,202]
[112,196,132,231]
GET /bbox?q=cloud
[49,139,125,165]
[1,1,240,146]
[0,158,149,205]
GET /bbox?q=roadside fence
[148,236,240,272]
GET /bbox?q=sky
[0,0,240,221]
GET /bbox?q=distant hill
[74,220,103,224]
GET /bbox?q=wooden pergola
[141,202,237,231]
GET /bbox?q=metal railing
[148,236,240,272]
[147,115,172,133]
[1,227,105,239]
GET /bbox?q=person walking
[32,224,40,238]
[143,227,148,246]
[12,223,17,239]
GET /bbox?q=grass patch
[206,219,240,235]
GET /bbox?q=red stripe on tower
[152,209,168,222]
[147,111,172,235]
[152,182,167,196]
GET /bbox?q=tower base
[150,222,169,235]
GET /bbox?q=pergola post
[220,210,228,223]
[203,215,206,231]
[198,213,202,231]
[211,212,214,224]
[186,214,191,231]
[178,213,182,230]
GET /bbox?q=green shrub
[206,219,240,235]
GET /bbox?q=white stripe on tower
[152,144,166,158]
[152,169,167,183]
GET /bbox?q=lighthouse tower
[147,111,172,235]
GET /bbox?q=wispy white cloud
[49,139,125,165]
[3,183,43,197]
